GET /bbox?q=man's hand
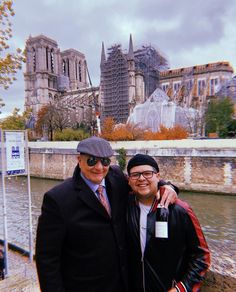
[159,185,177,208]
[167,288,177,292]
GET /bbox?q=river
[0,176,235,278]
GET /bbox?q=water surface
[0,177,235,277]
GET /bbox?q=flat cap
[77,136,114,157]
[127,153,159,174]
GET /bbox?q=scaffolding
[100,41,169,124]
[101,44,129,123]
[134,45,168,98]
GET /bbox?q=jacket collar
[131,191,159,213]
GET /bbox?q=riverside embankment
[28,139,236,194]
[0,139,235,290]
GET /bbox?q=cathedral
[24,34,99,130]
[24,34,235,135]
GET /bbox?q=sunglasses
[87,156,111,167]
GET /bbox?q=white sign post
[5,131,25,175]
[1,129,9,276]
[0,130,33,277]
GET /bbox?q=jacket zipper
[141,254,146,292]
[139,200,158,292]
[138,198,156,292]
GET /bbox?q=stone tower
[127,34,136,104]
[24,34,88,116]
[99,41,106,115]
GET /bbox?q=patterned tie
[96,185,111,216]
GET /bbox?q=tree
[125,123,144,140]
[100,118,188,141]
[101,119,144,141]
[142,125,188,140]
[0,1,25,91]
[111,124,134,141]
[35,103,73,140]
[36,105,56,140]
[0,107,25,129]
[226,119,236,138]
[205,97,234,138]
[101,117,115,140]
[117,148,127,171]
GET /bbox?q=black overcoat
[36,164,129,292]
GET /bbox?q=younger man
[126,154,210,292]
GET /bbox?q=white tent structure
[128,88,198,132]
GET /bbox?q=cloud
[0,71,25,117]
[1,0,235,117]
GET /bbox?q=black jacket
[127,196,210,292]
[36,164,129,292]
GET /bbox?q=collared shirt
[80,172,111,209]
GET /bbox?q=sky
[1,0,236,118]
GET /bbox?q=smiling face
[128,165,160,205]
[78,154,110,184]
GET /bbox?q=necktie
[96,185,111,216]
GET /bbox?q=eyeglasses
[87,156,111,167]
[129,170,157,180]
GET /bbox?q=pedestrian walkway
[0,247,39,292]
[0,246,235,291]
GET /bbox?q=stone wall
[2,139,235,290]
[28,139,236,194]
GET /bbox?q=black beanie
[127,154,159,174]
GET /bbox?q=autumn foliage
[0,107,25,129]
[100,117,115,140]
[101,118,144,141]
[142,125,188,140]
[0,1,25,90]
[101,117,188,141]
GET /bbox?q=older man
[36,137,177,292]
[126,154,210,292]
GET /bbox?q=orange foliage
[142,130,156,140]
[163,124,188,140]
[125,123,144,140]
[101,118,188,141]
[112,124,134,141]
[142,124,188,140]
[101,118,143,141]
[0,1,25,90]
[100,117,115,140]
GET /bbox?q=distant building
[128,62,234,136]
[24,34,99,128]
[159,61,234,111]
[216,75,236,116]
[128,88,198,133]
